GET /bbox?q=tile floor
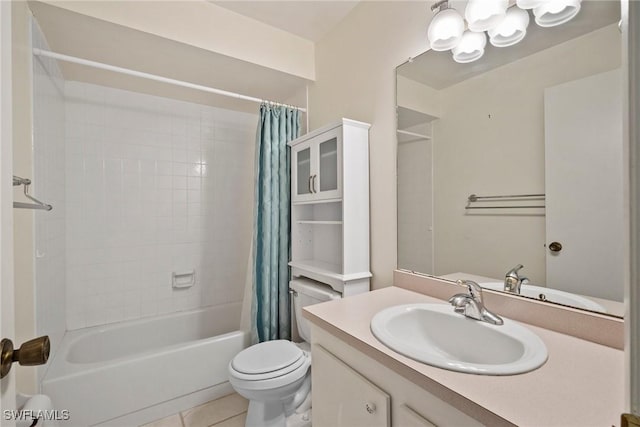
[141,393,248,427]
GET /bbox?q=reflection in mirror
[396,1,624,317]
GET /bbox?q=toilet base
[245,400,286,427]
[245,401,312,427]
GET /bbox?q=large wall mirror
[396,1,625,317]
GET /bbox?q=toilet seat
[229,340,310,382]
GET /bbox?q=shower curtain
[251,103,301,343]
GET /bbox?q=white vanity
[304,272,624,426]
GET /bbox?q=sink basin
[480,282,607,313]
[370,304,547,375]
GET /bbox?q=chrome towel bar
[13,175,53,211]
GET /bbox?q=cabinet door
[314,131,342,201]
[291,140,314,203]
[397,404,437,427]
[291,129,343,204]
[312,344,390,427]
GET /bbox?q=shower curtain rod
[32,48,307,113]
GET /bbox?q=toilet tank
[290,278,341,343]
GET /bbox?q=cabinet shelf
[397,129,431,144]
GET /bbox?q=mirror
[396,1,625,317]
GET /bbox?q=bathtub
[42,303,249,426]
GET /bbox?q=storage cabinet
[291,128,342,203]
[288,119,371,296]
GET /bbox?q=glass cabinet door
[296,146,312,197]
[318,138,338,193]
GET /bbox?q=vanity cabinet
[288,119,371,296]
[311,325,483,427]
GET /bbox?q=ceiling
[210,1,360,42]
[29,1,313,113]
[398,1,620,90]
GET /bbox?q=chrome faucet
[449,280,503,325]
[504,264,529,294]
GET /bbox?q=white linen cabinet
[288,119,371,296]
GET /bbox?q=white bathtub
[42,303,249,426]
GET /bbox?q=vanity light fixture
[465,0,509,32]
[488,6,530,47]
[533,0,582,28]
[427,1,465,51]
[427,0,583,64]
[452,30,487,63]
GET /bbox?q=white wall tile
[64,81,257,329]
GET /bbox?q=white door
[544,69,624,301]
[0,0,17,421]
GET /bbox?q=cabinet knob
[365,402,376,414]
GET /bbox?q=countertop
[303,286,624,427]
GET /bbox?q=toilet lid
[232,340,304,376]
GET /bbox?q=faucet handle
[505,264,524,278]
[456,279,483,303]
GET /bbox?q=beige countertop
[303,286,624,427]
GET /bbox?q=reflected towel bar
[466,193,545,210]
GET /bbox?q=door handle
[0,336,50,379]
[548,241,563,252]
[308,176,313,194]
[312,175,318,193]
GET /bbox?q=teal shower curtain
[251,103,301,343]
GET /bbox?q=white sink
[480,282,607,313]
[370,303,548,375]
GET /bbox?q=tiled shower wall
[64,82,257,329]
[32,22,66,367]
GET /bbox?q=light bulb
[516,0,545,9]
[534,0,582,27]
[488,7,530,47]
[428,7,465,51]
[465,0,509,32]
[452,31,487,63]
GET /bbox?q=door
[315,131,342,201]
[544,69,624,301]
[292,140,314,203]
[1,0,17,420]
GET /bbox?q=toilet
[228,278,341,427]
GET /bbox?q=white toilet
[228,278,341,427]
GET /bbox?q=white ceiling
[210,1,360,41]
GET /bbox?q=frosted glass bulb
[428,8,465,51]
[465,0,509,32]
[534,0,582,27]
[452,31,487,63]
[516,0,545,9]
[488,7,530,47]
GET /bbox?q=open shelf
[397,129,431,144]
